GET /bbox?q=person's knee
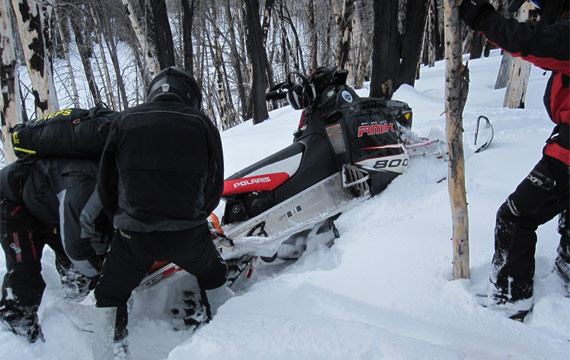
[197,261,228,290]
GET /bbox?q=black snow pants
[94,223,228,339]
[0,199,85,310]
[491,155,569,302]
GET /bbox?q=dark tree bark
[469,32,484,59]
[371,0,428,99]
[225,0,249,121]
[307,0,318,72]
[243,0,269,124]
[181,0,196,72]
[370,0,399,98]
[399,0,429,85]
[148,0,175,69]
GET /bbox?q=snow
[1,51,569,359]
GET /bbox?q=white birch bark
[1,0,23,163]
[11,0,58,117]
[122,0,160,78]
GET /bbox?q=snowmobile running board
[136,172,371,290]
[214,172,371,259]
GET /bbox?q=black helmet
[508,0,569,23]
[146,66,202,109]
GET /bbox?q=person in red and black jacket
[461,0,570,307]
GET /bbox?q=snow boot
[0,301,44,343]
[487,280,534,320]
[554,210,570,294]
[56,256,91,302]
[171,289,209,332]
[203,283,234,318]
[91,306,129,360]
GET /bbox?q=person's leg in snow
[93,225,229,357]
[491,156,569,308]
[170,224,231,324]
[43,228,91,302]
[0,199,46,343]
[554,210,570,292]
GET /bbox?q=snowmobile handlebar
[265,65,349,105]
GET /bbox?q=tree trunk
[69,7,102,106]
[307,0,318,72]
[370,0,399,98]
[353,0,374,89]
[1,0,24,163]
[148,0,175,69]
[207,6,235,130]
[469,32,484,59]
[332,0,355,70]
[399,0,429,86]
[494,51,512,89]
[181,0,196,73]
[123,0,160,78]
[54,3,79,108]
[225,0,249,122]
[504,58,531,108]
[243,0,269,124]
[90,4,116,109]
[443,0,470,280]
[503,2,532,108]
[11,0,58,117]
[96,2,129,110]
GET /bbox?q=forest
[1,0,531,163]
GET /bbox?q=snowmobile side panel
[216,172,367,259]
[274,134,339,203]
[225,142,305,181]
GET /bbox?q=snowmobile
[138,65,453,289]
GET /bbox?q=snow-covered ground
[1,51,568,359]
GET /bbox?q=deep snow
[1,51,569,359]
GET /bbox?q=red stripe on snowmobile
[361,144,405,151]
[223,172,290,195]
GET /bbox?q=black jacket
[0,159,107,277]
[98,100,224,232]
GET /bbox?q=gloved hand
[460,0,495,29]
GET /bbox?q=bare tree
[123,0,160,78]
[68,2,102,106]
[1,0,24,163]
[503,2,533,108]
[54,2,79,107]
[243,0,269,124]
[11,0,58,117]
[306,0,318,72]
[370,0,428,99]
[353,0,374,89]
[443,0,470,280]
[181,0,196,72]
[332,0,355,70]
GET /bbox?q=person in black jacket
[93,66,229,357]
[0,158,110,343]
[460,0,570,311]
